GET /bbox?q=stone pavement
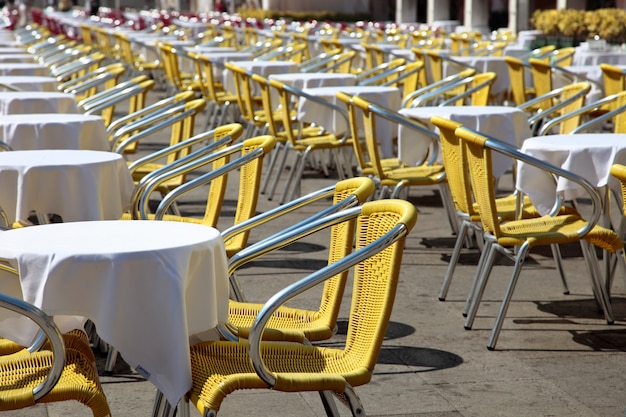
[5,88,626,417]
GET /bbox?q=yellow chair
[225,176,375,341]
[115,98,207,193]
[430,116,575,304]
[57,63,126,102]
[180,199,417,417]
[349,94,447,199]
[190,53,239,130]
[609,164,626,248]
[518,82,591,135]
[354,57,406,85]
[504,55,534,106]
[402,68,477,107]
[336,90,405,176]
[267,78,353,204]
[437,71,498,106]
[158,41,201,94]
[539,91,626,135]
[107,90,196,155]
[600,63,626,113]
[113,31,163,75]
[224,61,266,137]
[550,46,576,66]
[0,292,111,416]
[455,124,626,350]
[79,75,155,127]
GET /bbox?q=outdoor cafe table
[269,72,357,90]
[0,114,109,151]
[0,91,78,114]
[0,220,229,407]
[0,149,133,224]
[222,59,298,97]
[298,85,402,158]
[398,105,531,177]
[572,47,626,66]
[517,133,626,216]
[442,55,511,101]
[0,62,48,76]
[0,75,59,91]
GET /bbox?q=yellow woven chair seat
[497,214,624,252]
[0,329,95,364]
[380,163,445,185]
[0,348,110,416]
[190,339,355,413]
[228,300,331,343]
[469,194,578,223]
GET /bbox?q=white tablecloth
[0,75,59,92]
[572,48,626,66]
[0,150,133,224]
[0,63,48,76]
[269,72,357,90]
[299,85,402,158]
[0,114,109,150]
[443,56,510,99]
[398,106,530,177]
[196,51,254,82]
[517,133,626,215]
[223,60,298,96]
[0,220,229,407]
[0,91,78,114]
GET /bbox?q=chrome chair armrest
[247,210,409,386]
[474,128,604,235]
[0,292,66,401]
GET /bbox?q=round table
[0,149,134,224]
[299,85,402,158]
[517,133,626,215]
[0,75,59,92]
[0,114,109,150]
[0,220,229,407]
[0,91,78,114]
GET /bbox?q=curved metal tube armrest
[438,78,493,107]
[401,70,475,108]
[61,72,115,95]
[381,64,422,87]
[437,52,479,71]
[478,131,603,235]
[152,146,265,219]
[571,100,626,134]
[248,220,409,386]
[82,84,147,115]
[0,292,66,401]
[78,78,141,110]
[107,97,184,137]
[540,93,626,135]
[113,104,196,154]
[551,65,604,93]
[527,88,590,127]
[228,204,362,277]
[130,134,235,219]
[128,129,230,174]
[220,184,337,243]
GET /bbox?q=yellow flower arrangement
[532,8,626,44]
